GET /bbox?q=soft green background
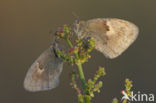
[0,0,156,103]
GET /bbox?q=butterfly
[74,18,139,58]
[24,18,139,92]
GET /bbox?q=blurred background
[0,0,156,103]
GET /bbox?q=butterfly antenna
[72,12,80,24]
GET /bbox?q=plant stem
[66,38,87,91]
[66,38,88,103]
[66,38,73,48]
[77,62,87,94]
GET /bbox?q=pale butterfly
[24,41,64,92]
[74,18,139,58]
[24,18,139,92]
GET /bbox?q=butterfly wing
[24,46,63,92]
[77,18,139,59]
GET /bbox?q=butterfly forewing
[24,46,63,92]
[76,18,139,59]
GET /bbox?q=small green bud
[63,25,70,34]
[112,98,118,103]
[98,81,103,88]
[78,94,84,103]
[97,90,100,93]
[87,79,94,88]
[85,95,91,102]
[90,92,94,97]
[124,78,133,97]
[93,81,102,93]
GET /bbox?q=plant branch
[77,62,87,94]
[66,38,87,94]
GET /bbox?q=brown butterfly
[24,18,139,92]
[24,42,64,92]
[74,18,139,58]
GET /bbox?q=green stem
[66,38,89,103]
[66,38,73,48]
[77,63,87,94]
[77,63,90,103]
[66,38,79,58]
